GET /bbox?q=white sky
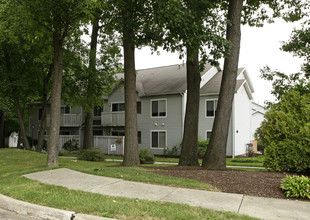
[135,18,304,105]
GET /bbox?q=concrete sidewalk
[22,168,310,220]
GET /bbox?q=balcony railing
[44,135,80,150]
[44,135,124,155]
[101,112,125,126]
[46,114,82,127]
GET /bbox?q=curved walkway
[20,168,310,220]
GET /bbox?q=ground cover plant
[280,175,310,199]
[0,148,260,219]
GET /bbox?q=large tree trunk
[15,99,31,150]
[122,0,140,166]
[83,111,93,149]
[179,47,200,166]
[122,39,140,166]
[202,0,244,169]
[47,32,63,167]
[0,111,5,148]
[83,16,100,149]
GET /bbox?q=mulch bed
[143,166,307,200]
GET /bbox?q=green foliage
[77,148,105,162]
[164,144,181,157]
[198,139,209,158]
[280,175,310,199]
[256,90,310,173]
[139,149,155,164]
[260,66,310,107]
[62,139,80,152]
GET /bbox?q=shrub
[198,138,209,158]
[41,140,48,151]
[280,175,310,199]
[62,139,79,152]
[255,90,310,174]
[77,148,105,162]
[164,144,180,157]
[139,149,155,164]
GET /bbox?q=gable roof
[200,68,244,95]
[116,63,214,96]
[114,64,254,99]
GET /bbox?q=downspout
[180,92,185,136]
[232,95,236,158]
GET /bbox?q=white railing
[44,135,124,155]
[101,112,125,126]
[46,114,82,127]
[44,135,80,150]
[94,136,124,155]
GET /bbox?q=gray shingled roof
[116,63,214,96]
[137,63,214,96]
[200,68,245,95]
[115,64,249,97]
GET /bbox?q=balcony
[44,135,80,149]
[47,114,82,127]
[101,111,125,126]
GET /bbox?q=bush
[77,148,105,162]
[139,149,155,164]
[164,144,180,157]
[255,90,310,174]
[62,139,79,152]
[198,139,209,158]
[280,175,310,199]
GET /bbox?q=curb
[0,194,114,220]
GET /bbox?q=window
[93,120,101,125]
[206,100,217,117]
[112,103,125,112]
[206,131,212,139]
[94,106,103,116]
[59,131,70,135]
[137,102,141,114]
[61,106,70,114]
[151,100,166,117]
[112,131,125,136]
[38,108,43,120]
[138,131,142,144]
[151,131,166,148]
[93,130,103,135]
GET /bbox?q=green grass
[226,156,264,167]
[146,155,265,168]
[0,148,258,219]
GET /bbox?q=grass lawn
[106,155,265,168]
[0,148,259,220]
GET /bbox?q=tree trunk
[15,99,31,150]
[122,39,140,166]
[83,111,93,149]
[179,47,200,166]
[202,0,244,169]
[36,65,52,152]
[36,104,47,152]
[0,111,5,148]
[17,129,22,149]
[47,31,63,167]
[83,16,100,149]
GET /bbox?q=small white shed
[8,132,18,148]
